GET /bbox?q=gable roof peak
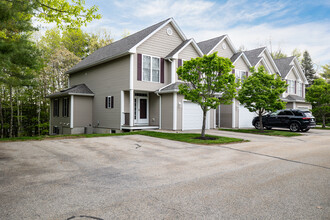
[197,35,227,54]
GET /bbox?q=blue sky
[83,0,330,67]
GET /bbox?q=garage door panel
[183,102,209,130]
[239,105,256,128]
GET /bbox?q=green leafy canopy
[237,66,287,114]
[177,52,237,111]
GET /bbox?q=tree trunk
[9,85,13,138]
[259,112,264,132]
[322,115,326,128]
[0,87,3,138]
[17,90,20,137]
[201,108,207,138]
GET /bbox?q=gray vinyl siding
[220,104,232,127]
[50,97,70,134]
[136,23,183,57]
[178,44,200,60]
[133,53,172,91]
[161,94,173,130]
[286,70,297,80]
[210,39,234,58]
[234,57,250,72]
[177,94,184,130]
[286,102,294,109]
[235,100,239,128]
[73,96,93,127]
[149,92,160,126]
[260,52,276,74]
[69,55,130,130]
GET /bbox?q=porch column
[129,89,134,126]
[232,99,235,128]
[171,60,175,83]
[70,95,74,128]
[173,93,177,130]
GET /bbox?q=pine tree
[301,51,317,86]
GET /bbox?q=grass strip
[218,128,302,137]
[0,131,245,145]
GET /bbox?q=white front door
[134,95,148,124]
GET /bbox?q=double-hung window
[62,97,69,117]
[288,80,295,94]
[235,70,247,83]
[297,82,302,96]
[142,55,160,82]
[53,99,59,117]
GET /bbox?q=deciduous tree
[305,78,330,128]
[177,52,237,138]
[237,66,287,132]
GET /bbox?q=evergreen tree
[301,50,317,86]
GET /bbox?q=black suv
[252,109,316,132]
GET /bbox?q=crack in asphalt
[217,145,330,170]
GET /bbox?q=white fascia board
[207,35,237,55]
[232,53,252,67]
[66,52,130,74]
[264,48,281,75]
[129,18,187,53]
[256,58,272,74]
[67,93,95,96]
[291,66,302,82]
[172,39,204,59]
[283,66,295,80]
[293,57,308,84]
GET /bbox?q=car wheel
[266,126,272,130]
[254,121,261,129]
[289,122,300,132]
[301,128,310,132]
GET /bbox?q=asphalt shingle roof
[274,56,295,78]
[243,47,266,66]
[197,35,226,54]
[46,84,94,98]
[230,52,243,63]
[283,94,306,102]
[165,40,191,59]
[67,18,171,74]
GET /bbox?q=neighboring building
[47,18,312,134]
[274,56,311,109]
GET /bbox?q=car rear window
[303,112,313,117]
[293,111,304,116]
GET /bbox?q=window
[142,55,160,82]
[53,99,59,117]
[62,97,70,117]
[293,111,303,116]
[105,96,114,109]
[288,80,295,94]
[235,70,248,83]
[297,82,302,96]
[278,110,293,116]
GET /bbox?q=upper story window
[53,99,59,117]
[288,80,295,94]
[235,70,248,83]
[142,55,160,83]
[297,82,302,96]
[62,97,70,117]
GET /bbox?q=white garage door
[183,101,209,130]
[239,105,256,128]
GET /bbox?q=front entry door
[135,96,148,124]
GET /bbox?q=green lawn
[138,131,245,145]
[219,128,302,137]
[0,131,245,145]
[313,127,330,130]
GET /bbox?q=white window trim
[235,69,248,84]
[142,54,161,83]
[288,80,295,94]
[106,96,114,109]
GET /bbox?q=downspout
[155,92,162,129]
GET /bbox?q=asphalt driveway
[0,129,329,219]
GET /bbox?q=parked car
[252,109,316,132]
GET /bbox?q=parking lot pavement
[0,129,329,219]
